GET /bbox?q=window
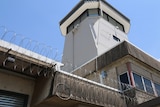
[116,22,124,32]
[103,12,108,21]
[133,73,155,95]
[119,73,130,90]
[133,73,144,91]
[108,15,124,32]
[74,17,80,27]
[101,71,107,79]
[88,9,99,16]
[154,83,160,96]
[108,16,116,26]
[66,9,125,34]
[113,35,120,42]
[67,23,74,33]
[80,10,88,22]
[144,78,154,94]
[0,90,28,107]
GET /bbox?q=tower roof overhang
[60,0,130,36]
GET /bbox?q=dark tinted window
[120,73,130,90]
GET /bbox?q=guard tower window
[113,35,120,42]
[103,11,124,32]
[66,8,125,34]
[108,16,117,26]
[116,22,124,32]
[88,9,99,16]
[67,23,74,33]
[81,10,88,21]
[103,12,109,21]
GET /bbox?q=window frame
[88,9,100,16]
[66,9,125,34]
[133,72,145,91]
[143,77,154,94]
[119,72,131,91]
[132,72,156,95]
[154,82,160,96]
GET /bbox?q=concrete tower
[60,0,130,72]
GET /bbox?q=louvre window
[0,90,28,107]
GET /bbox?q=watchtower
[60,0,130,72]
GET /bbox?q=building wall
[62,16,128,72]
[129,61,160,104]
[95,18,128,55]
[62,17,98,72]
[0,69,35,107]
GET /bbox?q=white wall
[94,18,128,55]
[62,17,128,72]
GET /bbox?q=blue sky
[0,0,160,61]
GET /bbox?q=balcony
[32,71,139,107]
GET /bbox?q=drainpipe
[48,71,57,97]
[126,62,134,86]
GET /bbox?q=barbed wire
[0,26,62,61]
[0,26,63,77]
[60,58,159,105]
[0,26,159,106]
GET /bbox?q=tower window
[81,10,88,22]
[113,35,120,42]
[103,11,124,32]
[66,8,125,34]
[103,12,109,21]
[88,9,99,16]
[108,16,117,26]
